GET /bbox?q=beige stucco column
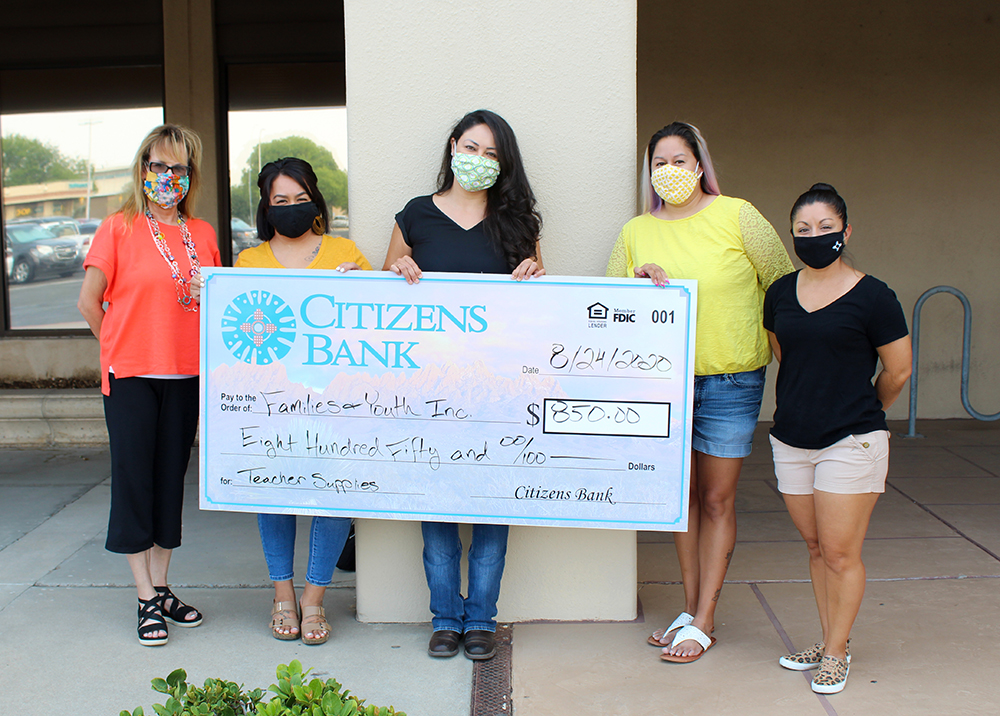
[343,0,639,622]
[163,0,222,236]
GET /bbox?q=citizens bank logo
[221,291,296,364]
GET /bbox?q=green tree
[2,133,87,186]
[230,136,348,224]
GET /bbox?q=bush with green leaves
[120,661,405,716]
[118,669,263,716]
[258,660,404,716]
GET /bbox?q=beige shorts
[769,430,890,495]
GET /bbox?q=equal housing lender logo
[587,302,635,328]
[221,290,296,364]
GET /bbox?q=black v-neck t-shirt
[763,271,909,449]
[395,195,508,274]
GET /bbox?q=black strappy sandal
[155,586,204,628]
[137,595,169,646]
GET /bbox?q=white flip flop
[647,611,694,647]
[660,624,716,663]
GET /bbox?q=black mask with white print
[793,229,845,269]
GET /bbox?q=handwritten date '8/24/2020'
[546,344,673,374]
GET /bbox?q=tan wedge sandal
[270,600,300,640]
[300,604,331,645]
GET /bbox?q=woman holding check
[384,109,542,660]
[78,124,220,646]
[606,121,793,663]
[237,157,372,645]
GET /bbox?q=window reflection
[227,107,348,262]
[2,107,162,329]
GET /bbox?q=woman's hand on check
[389,256,423,284]
[511,258,545,281]
[634,263,669,287]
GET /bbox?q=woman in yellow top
[607,122,793,663]
[236,157,371,645]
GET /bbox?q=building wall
[344,0,639,623]
[6,1,998,426]
[637,0,1000,420]
[343,2,638,278]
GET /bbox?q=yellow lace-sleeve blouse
[606,196,793,376]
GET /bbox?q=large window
[1,2,164,334]
[1,107,163,329]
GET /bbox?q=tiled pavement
[1,420,997,715]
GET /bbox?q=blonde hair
[120,124,203,223]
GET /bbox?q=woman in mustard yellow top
[236,157,371,646]
[607,122,793,663]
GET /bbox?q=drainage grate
[470,623,513,715]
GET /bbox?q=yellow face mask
[651,162,701,205]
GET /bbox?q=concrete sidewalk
[1,420,998,715]
[515,420,1000,715]
[0,449,470,715]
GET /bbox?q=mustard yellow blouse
[236,234,372,271]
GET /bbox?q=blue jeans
[257,514,351,587]
[421,522,509,633]
[692,368,766,459]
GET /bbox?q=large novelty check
[199,269,696,531]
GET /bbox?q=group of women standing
[610,124,910,695]
[80,113,910,695]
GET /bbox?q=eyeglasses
[147,161,192,178]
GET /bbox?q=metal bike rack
[903,286,1000,438]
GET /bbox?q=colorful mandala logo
[221,291,296,364]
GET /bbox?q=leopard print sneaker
[778,642,825,671]
[778,640,851,671]
[811,655,850,694]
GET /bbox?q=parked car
[231,217,259,253]
[4,244,11,281]
[10,215,82,237]
[77,218,103,235]
[5,223,85,284]
[8,216,91,261]
[331,215,349,229]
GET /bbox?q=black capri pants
[103,374,199,554]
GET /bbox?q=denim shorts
[692,367,765,459]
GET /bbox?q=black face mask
[793,229,846,269]
[268,201,319,238]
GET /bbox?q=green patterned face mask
[451,152,500,192]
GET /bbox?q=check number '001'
[541,399,671,439]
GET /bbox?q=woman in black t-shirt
[382,110,543,662]
[384,109,542,281]
[763,184,911,695]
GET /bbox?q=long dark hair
[255,157,329,241]
[790,183,848,227]
[437,110,541,270]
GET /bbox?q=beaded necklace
[145,208,201,312]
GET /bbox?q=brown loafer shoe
[428,629,461,657]
[463,630,496,660]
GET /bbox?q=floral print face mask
[451,152,501,192]
[144,170,191,209]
